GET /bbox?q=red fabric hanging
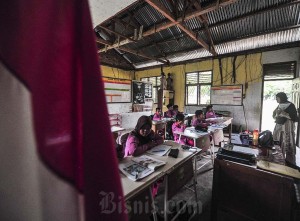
[0,1,127,220]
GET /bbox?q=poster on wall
[103,77,131,103]
[132,81,152,104]
[211,85,243,106]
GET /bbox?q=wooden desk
[120,141,200,221]
[212,146,300,221]
[120,141,198,200]
[173,128,210,147]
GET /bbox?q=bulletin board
[103,77,131,103]
[211,85,243,106]
[132,80,152,104]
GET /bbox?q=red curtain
[0,1,127,220]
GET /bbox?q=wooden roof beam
[145,0,215,55]
[193,1,217,55]
[97,25,137,43]
[98,0,236,52]
[97,38,169,64]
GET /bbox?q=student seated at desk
[164,103,175,118]
[172,105,182,117]
[153,107,162,121]
[192,110,211,128]
[124,116,164,157]
[205,105,217,119]
[172,113,194,146]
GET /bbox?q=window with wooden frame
[141,76,160,103]
[185,71,212,105]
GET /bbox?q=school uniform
[153,113,162,121]
[124,130,163,157]
[206,111,216,119]
[172,122,186,144]
[192,118,208,127]
[164,109,174,118]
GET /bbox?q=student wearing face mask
[124,116,164,157]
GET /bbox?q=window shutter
[186,72,198,84]
[199,71,212,83]
[264,62,296,80]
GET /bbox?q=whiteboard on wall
[211,85,243,106]
[103,77,131,103]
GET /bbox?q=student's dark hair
[156,107,161,111]
[135,116,152,132]
[173,105,178,109]
[195,110,203,117]
[167,103,173,109]
[276,92,288,103]
[176,113,185,121]
[206,105,213,112]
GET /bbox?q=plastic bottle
[252,129,259,146]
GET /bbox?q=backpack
[258,130,274,148]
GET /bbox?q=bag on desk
[168,149,179,158]
[258,130,274,148]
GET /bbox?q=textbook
[119,155,166,181]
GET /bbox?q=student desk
[212,145,300,221]
[207,117,233,143]
[120,141,200,221]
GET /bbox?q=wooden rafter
[193,1,217,55]
[97,25,137,43]
[97,0,236,52]
[117,0,300,54]
[96,38,169,64]
[145,0,214,55]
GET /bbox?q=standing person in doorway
[273,92,298,165]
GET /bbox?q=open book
[119,155,166,181]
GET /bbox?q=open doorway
[261,80,293,131]
[261,61,296,131]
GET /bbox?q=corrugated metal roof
[134,28,300,68]
[97,0,300,70]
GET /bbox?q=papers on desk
[232,145,259,156]
[119,155,166,181]
[230,133,242,145]
[257,160,300,179]
[209,124,228,129]
[184,128,209,137]
[147,144,172,156]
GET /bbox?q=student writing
[124,116,164,157]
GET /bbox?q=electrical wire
[242,102,248,130]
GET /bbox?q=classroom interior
[1,0,300,221]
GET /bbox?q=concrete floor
[153,155,215,221]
